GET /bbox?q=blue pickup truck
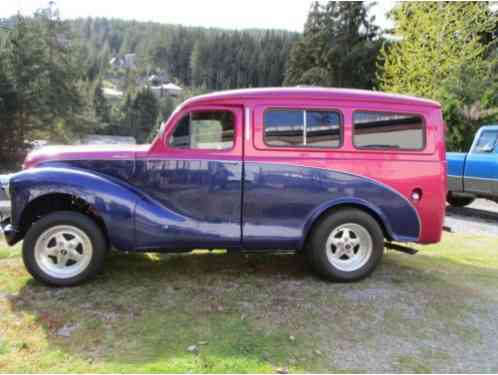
[447,125,498,206]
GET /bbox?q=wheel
[307,209,384,282]
[22,211,108,286]
[446,193,474,207]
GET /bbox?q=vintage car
[0,88,447,286]
[447,125,498,206]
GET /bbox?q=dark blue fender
[9,167,141,250]
[242,162,421,250]
[7,160,421,253]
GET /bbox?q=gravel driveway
[445,199,498,236]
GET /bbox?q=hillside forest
[0,1,497,166]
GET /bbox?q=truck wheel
[446,193,475,207]
[22,211,107,287]
[307,209,384,282]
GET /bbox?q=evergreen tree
[284,1,382,89]
[34,4,82,127]
[93,81,111,126]
[130,88,159,143]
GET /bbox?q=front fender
[9,167,142,250]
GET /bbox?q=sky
[0,0,395,32]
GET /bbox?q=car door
[134,105,244,250]
[464,130,498,195]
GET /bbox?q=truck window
[169,111,235,150]
[353,111,425,150]
[474,131,498,153]
[264,109,342,148]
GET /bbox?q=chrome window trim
[245,107,251,142]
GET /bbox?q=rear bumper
[1,216,20,246]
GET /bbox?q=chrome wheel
[34,225,93,279]
[325,223,373,272]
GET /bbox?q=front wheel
[307,209,384,282]
[23,211,108,286]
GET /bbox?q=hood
[23,144,150,169]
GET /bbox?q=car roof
[184,87,441,108]
[479,125,498,130]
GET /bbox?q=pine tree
[93,81,111,126]
[284,1,382,89]
[131,88,159,143]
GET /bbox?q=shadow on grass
[7,249,498,372]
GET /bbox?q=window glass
[264,109,342,148]
[306,111,341,147]
[169,111,235,150]
[474,131,498,153]
[169,115,190,148]
[264,110,304,146]
[353,112,425,150]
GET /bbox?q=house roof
[164,83,182,91]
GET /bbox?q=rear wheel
[307,209,384,282]
[23,211,107,286]
[447,193,475,207]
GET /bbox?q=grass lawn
[1,232,498,373]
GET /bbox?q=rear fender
[301,197,398,250]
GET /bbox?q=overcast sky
[1,0,395,32]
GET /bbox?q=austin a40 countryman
[0,88,447,286]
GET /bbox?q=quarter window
[264,109,342,148]
[353,112,425,150]
[169,111,235,150]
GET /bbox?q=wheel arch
[18,193,109,247]
[301,198,394,251]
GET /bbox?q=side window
[353,112,425,150]
[169,111,235,150]
[474,131,498,153]
[264,109,342,148]
[264,110,303,146]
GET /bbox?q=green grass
[1,232,498,372]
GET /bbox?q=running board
[385,242,418,255]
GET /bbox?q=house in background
[109,53,136,69]
[149,82,182,98]
[147,74,182,98]
[102,87,124,98]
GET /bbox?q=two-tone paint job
[4,88,447,250]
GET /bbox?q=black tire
[22,211,108,287]
[307,209,384,282]
[446,193,475,207]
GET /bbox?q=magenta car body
[1,88,447,285]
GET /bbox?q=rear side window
[264,109,342,148]
[474,131,498,153]
[169,111,235,150]
[353,112,425,150]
